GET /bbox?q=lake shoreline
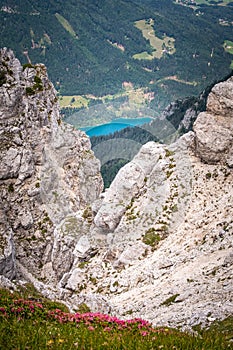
[80,117,153,137]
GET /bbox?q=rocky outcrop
[62,77,232,328]
[0,48,103,282]
[91,137,192,249]
[194,76,233,167]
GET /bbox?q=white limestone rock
[0,48,103,283]
[194,76,233,166]
[68,80,233,328]
[92,136,193,258]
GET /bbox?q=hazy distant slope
[0,0,153,95]
[0,0,233,110]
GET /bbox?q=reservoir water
[81,117,152,137]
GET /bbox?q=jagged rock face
[194,77,233,167]
[0,49,232,330]
[62,80,232,328]
[65,131,232,328]
[91,138,193,253]
[0,48,103,281]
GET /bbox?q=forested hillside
[89,71,232,187]
[0,0,233,114]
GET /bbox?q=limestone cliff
[0,49,232,329]
[0,48,103,283]
[194,76,233,167]
[62,76,233,328]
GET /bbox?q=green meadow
[55,13,78,39]
[0,287,232,350]
[133,19,175,60]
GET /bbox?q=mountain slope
[0,0,233,112]
[0,49,232,330]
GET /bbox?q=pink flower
[88,326,95,331]
[104,327,112,332]
[141,331,148,337]
[16,307,24,313]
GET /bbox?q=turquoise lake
[81,117,152,137]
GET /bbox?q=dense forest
[0,0,233,113]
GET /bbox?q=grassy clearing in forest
[59,85,153,110]
[59,95,89,108]
[223,40,233,55]
[55,13,78,39]
[133,19,175,60]
[223,40,233,68]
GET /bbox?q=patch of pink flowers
[0,296,170,337]
[47,309,157,335]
